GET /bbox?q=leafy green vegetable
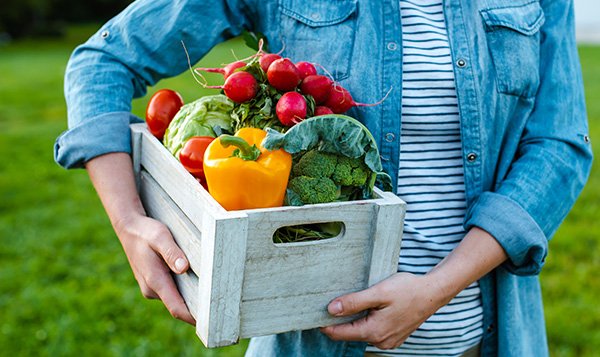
[288,175,340,205]
[163,95,234,157]
[262,114,393,201]
[287,150,372,205]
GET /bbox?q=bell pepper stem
[219,135,261,161]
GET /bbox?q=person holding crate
[55,0,592,356]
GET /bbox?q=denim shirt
[54,1,593,356]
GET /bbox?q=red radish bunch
[194,51,388,129]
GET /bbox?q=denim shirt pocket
[279,0,358,81]
[480,1,545,98]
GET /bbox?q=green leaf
[241,30,269,52]
[263,115,393,194]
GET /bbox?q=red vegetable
[179,136,215,181]
[314,106,334,116]
[295,61,317,79]
[259,53,282,73]
[195,61,246,79]
[267,58,301,92]
[218,71,258,103]
[276,92,307,126]
[300,75,333,104]
[146,89,184,140]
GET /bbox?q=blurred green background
[1,19,599,357]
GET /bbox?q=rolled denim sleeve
[54,0,250,168]
[465,0,593,275]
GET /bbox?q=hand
[85,153,196,325]
[114,213,196,325]
[320,272,448,350]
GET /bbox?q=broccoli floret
[293,150,337,178]
[287,149,373,205]
[332,155,370,186]
[288,176,339,204]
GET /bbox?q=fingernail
[175,258,187,273]
[330,301,343,315]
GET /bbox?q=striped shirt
[366,1,483,356]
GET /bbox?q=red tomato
[146,89,184,140]
[179,136,215,180]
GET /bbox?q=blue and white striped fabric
[367,1,483,356]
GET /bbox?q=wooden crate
[130,123,406,348]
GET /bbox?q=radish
[267,58,301,92]
[204,71,258,103]
[276,92,307,126]
[195,61,246,79]
[299,75,333,104]
[313,106,334,116]
[295,61,317,79]
[259,53,282,73]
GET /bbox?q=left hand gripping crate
[130,123,406,348]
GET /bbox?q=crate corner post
[196,212,249,348]
[367,192,407,287]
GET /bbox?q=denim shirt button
[584,135,591,143]
[387,42,398,51]
[101,30,110,39]
[467,152,477,162]
[456,58,467,68]
[486,323,495,333]
[385,133,395,142]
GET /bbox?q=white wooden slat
[131,124,143,191]
[138,170,203,272]
[240,293,363,338]
[173,270,200,320]
[242,204,374,299]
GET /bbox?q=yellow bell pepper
[203,127,292,210]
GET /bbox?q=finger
[147,226,189,274]
[146,268,196,325]
[327,286,385,317]
[321,316,372,342]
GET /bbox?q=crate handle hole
[272,222,345,245]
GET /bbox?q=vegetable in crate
[262,115,393,205]
[203,128,292,210]
[163,94,234,157]
[145,89,184,140]
[178,136,214,186]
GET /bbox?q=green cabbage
[163,94,234,157]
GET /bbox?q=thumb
[149,226,189,274]
[328,286,385,317]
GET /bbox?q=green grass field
[0,25,598,356]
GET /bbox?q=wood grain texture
[196,214,248,347]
